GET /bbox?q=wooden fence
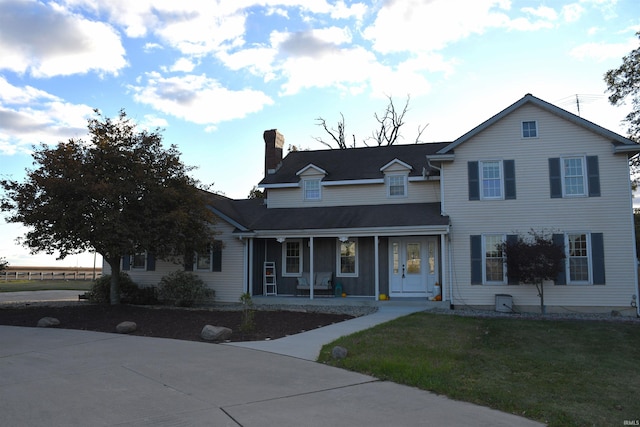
[1,267,101,281]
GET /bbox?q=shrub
[157,271,213,307]
[239,292,255,334]
[88,273,150,304]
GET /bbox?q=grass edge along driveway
[318,312,640,427]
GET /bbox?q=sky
[0,0,638,267]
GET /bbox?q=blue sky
[0,0,638,267]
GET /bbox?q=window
[283,240,303,276]
[480,161,502,199]
[388,174,407,197]
[563,157,586,196]
[337,239,358,277]
[522,121,537,138]
[193,243,222,272]
[132,252,146,269]
[549,156,600,198]
[567,233,590,283]
[304,179,321,200]
[468,160,516,201]
[484,235,506,284]
[195,250,212,271]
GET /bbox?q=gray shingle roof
[260,142,450,185]
[206,193,448,234]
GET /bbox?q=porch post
[309,236,314,300]
[247,238,253,295]
[374,235,380,300]
[440,234,446,302]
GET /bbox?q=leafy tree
[248,186,264,199]
[0,257,7,272]
[314,94,428,149]
[500,230,565,314]
[605,31,640,142]
[0,109,215,304]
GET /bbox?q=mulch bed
[0,304,354,342]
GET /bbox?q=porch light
[276,237,286,243]
[339,236,349,242]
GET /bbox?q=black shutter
[212,247,222,272]
[470,235,482,284]
[552,234,566,285]
[591,233,605,285]
[504,160,516,200]
[146,253,155,271]
[122,255,130,271]
[468,161,480,201]
[506,234,519,284]
[549,158,562,198]
[587,156,601,197]
[184,252,194,271]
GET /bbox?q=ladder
[264,262,277,296]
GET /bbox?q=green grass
[0,280,93,292]
[318,312,640,427]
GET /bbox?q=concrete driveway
[0,325,543,426]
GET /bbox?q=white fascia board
[252,224,450,238]
[408,175,440,182]
[296,163,327,176]
[321,178,385,186]
[380,158,413,172]
[426,154,455,162]
[613,144,640,155]
[259,182,300,189]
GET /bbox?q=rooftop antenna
[555,94,604,117]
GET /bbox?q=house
[108,94,640,316]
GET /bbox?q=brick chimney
[263,129,284,175]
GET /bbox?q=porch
[251,295,450,310]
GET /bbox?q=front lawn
[318,312,640,427]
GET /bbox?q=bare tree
[314,95,428,149]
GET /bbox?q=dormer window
[304,179,321,200]
[388,174,407,197]
[522,121,537,138]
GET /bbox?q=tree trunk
[538,281,546,314]
[106,257,121,305]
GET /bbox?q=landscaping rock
[116,321,137,334]
[201,325,232,341]
[331,345,348,360]
[37,317,60,327]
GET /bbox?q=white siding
[443,104,637,312]
[266,180,441,208]
[102,217,246,303]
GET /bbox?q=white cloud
[130,73,274,127]
[0,77,93,155]
[0,0,127,78]
[168,57,197,73]
[562,3,585,22]
[569,36,638,62]
[522,6,557,20]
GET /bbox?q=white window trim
[565,232,592,285]
[482,234,507,285]
[522,120,538,139]
[131,252,147,270]
[479,160,504,200]
[387,174,408,198]
[336,238,359,277]
[561,155,587,198]
[194,249,213,272]
[282,239,303,277]
[303,179,321,201]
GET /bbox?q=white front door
[389,237,438,296]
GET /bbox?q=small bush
[239,292,255,334]
[88,273,146,304]
[157,271,213,307]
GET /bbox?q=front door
[389,237,438,296]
